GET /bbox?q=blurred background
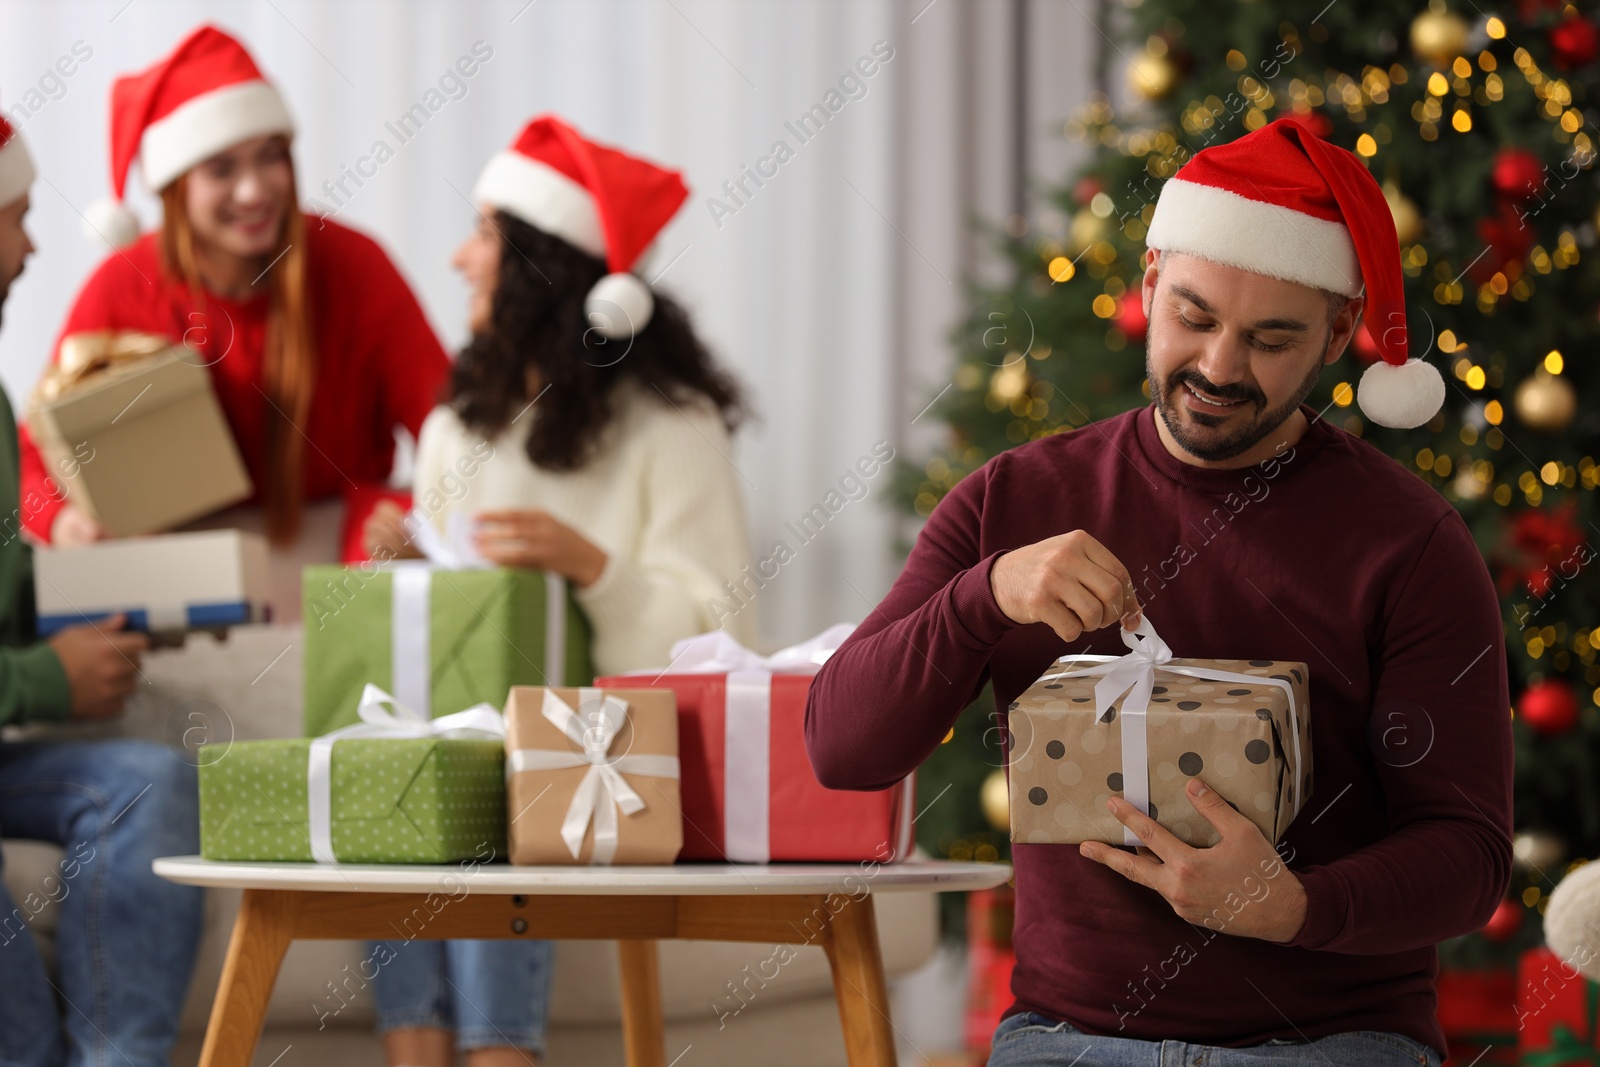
[7,0,1600,1063]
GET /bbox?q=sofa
[2,622,942,1066]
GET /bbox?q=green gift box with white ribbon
[302,562,592,738]
[199,685,508,863]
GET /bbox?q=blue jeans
[0,740,203,1067]
[990,1012,1441,1066]
[368,938,555,1053]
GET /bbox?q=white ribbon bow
[658,622,857,676]
[506,689,681,864]
[307,683,505,864]
[1033,617,1305,847]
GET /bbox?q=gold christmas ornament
[1410,10,1470,65]
[1385,185,1423,245]
[981,768,1011,833]
[1513,829,1567,872]
[1513,372,1578,432]
[1128,50,1180,101]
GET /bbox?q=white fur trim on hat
[83,197,141,248]
[1147,177,1363,298]
[140,80,294,192]
[0,133,36,209]
[1357,357,1446,429]
[473,152,605,260]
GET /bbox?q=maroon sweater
[806,402,1512,1055]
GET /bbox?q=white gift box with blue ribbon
[34,528,269,636]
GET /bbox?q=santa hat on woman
[85,24,294,248]
[1146,117,1445,430]
[472,114,688,340]
[0,116,36,211]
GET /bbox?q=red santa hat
[0,115,36,210]
[1146,117,1445,430]
[472,114,688,340]
[85,25,294,248]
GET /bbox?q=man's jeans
[0,740,203,1067]
[990,1011,1441,1066]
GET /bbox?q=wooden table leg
[820,895,897,1067]
[617,939,666,1067]
[198,889,296,1067]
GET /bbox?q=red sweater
[20,217,450,541]
[806,403,1512,1056]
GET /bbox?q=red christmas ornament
[1518,678,1580,736]
[1278,109,1333,140]
[1350,323,1383,366]
[1551,13,1600,69]
[1498,500,1585,597]
[1114,294,1147,343]
[1473,202,1537,285]
[1073,176,1104,206]
[1480,898,1523,943]
[1492,148,1547,201]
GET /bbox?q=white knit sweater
[412,384,757,676]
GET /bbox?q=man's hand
[50,503,106,548]
[473,509,608,588]
[989,530,1142,642]
[1079,777,1308,943]
[48,613,149,721]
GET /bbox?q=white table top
[153,856,1013,896]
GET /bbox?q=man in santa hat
[0,118,203,1067]
[808,118,1505,1066]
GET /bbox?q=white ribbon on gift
[505,687,681,864]
[307,683,505,864]
[1032,617,1305,848]
[388,509,569,717]
[637,624,916,863]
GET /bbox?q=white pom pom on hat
[90,25,294,248]
[1146,116,1445,430]
[472,114,689,341]
[82,197,141,249]
[585,272,655,341]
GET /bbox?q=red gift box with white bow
[596,626,916,863]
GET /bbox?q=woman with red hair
[19,25,449,599]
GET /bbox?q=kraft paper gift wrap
[504,686,683,865]
[199,686,508,863]
[1008,618,1311,848]
[302,563,592,737]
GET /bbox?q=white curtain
[0,0,1096,649]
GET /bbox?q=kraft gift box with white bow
[1007,618,1313,848]
[503,687,683,865]
[197,685,508,863]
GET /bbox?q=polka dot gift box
[1007,618,1312,848]
[198,686,508,863]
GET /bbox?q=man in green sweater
[0,118,203,1067]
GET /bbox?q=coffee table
[153,856,1011,1067]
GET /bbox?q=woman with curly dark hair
[363,116,756,1067]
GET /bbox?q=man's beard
[1147,332,1329,463]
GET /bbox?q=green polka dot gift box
[197,736,508,863]
[1007,621,1312,848]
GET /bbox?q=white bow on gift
[1032,617,1305,847]
[506,689,681,865]
[661,623,857,675]
[307,684,505,864]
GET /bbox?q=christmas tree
[904,0,1600,969]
